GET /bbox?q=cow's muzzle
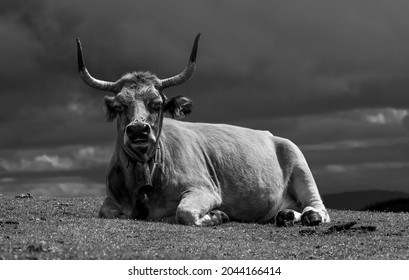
[126,123,151,144]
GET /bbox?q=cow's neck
[117,138,161,193]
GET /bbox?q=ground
[0,195,408,260]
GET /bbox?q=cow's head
[77,35,199,162]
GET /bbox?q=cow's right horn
[159,33,201,90]
[77,38,118,93]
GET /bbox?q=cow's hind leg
[301,207,327,226]
[281,144,330,226]
[291,162,330,226]
[275,208,325,227]
[176,189,229,226]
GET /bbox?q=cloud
[322,161,409,174]
[302,137,409,152]
[0,101,116,149]
[313,161,409,194]
[363,108,408,125]
[24,155,73,171]
[403,115,409,131]
[233,108,409,148]
[0,144,112,173]
[324,165,349,174]
[74,146,112,165]
[0,178,104,197]
[0,177,16,183]
[0,154,73,172]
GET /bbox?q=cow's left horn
[77,38,118,93]
[159,33,200,90]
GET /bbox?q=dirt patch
[299,228,318,236]
[297,221,377,236]
[324,221,358,234]
[14,193,33,199]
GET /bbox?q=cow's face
[103,73,192,161]
[76,34,199,160]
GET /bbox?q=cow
[76,34,330,227]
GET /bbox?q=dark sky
[1,0,409,197]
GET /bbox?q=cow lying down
[76,34,330,227]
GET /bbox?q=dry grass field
[0,194,408,260]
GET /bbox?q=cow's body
[100,118,329,225]
[77,34,330,227]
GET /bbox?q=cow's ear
[103,96,117,122]
[164,95,193,119]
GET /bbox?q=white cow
[76,34,330,226]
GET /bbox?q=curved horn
[76,38,117,92]
[159,33,201,89]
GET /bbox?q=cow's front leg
[175,190,229,226]
[275,209,302,227]
[98,197,126,219]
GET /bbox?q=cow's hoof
[301,210,322,226]
[98,206,122,219]
[99,209,118,219]
[209,210,230,223]
[276,209,296,227]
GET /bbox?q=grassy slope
[0,195,408,260]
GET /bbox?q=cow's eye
[151,102,162,112]
[114,105,125,113]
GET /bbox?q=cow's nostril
[126,126,137,138]
[141,124,150,134]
